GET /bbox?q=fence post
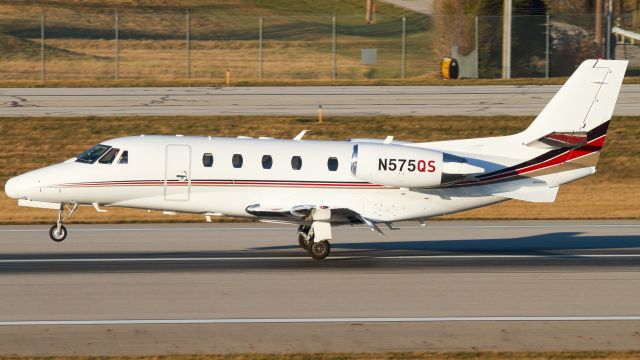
[401,16,406,79]
[332,14,336,80]
[606,11,612,59]
[258,16,263,79]
[40,13,45,82]
[545,12,549,78]
[475,15,479,78]
[185,9,190,79]
[115,9,119,80]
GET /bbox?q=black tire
[49,225,67,242]
[308,240,331,260]
[298,232,312,250]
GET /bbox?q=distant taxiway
[2,85,640,117]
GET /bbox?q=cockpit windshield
[98,148,120,164]
[75,144,111,164]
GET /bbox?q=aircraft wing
[246,203,378,228]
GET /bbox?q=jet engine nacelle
[351,144,484,188]
[351,143,444,188]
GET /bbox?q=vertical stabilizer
[520,59,627,143]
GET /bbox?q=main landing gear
[309,240,331,260]
[297,225,331,260]
[48,204,77,242]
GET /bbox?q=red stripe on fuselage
[450,135,606,187]
[516,135,605,176]
[54,180,385,189]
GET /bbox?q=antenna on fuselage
[293,130,309,141]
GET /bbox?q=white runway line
[1,316,640,326]
[1,223,639,232]
[1,254,640,263]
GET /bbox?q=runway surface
[0,220,639,355]
[2,85,640,117]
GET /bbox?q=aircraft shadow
[255,232,640,254]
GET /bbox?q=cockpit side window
[76,144,111,164]
[98,148,120,164]
[118,150,129,164]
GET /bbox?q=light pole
[502,0,512,79]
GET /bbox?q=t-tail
[424,59,628,203]
[490,59,628,202]
[519,59,628,166]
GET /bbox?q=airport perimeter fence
[0,5,639,82]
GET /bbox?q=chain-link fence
[434,11,640,79]
[0,6,434,81]
[0,6,638,82]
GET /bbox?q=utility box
[451,45,478,79]
[361,49,377,65]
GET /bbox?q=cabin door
[164,144,191,201]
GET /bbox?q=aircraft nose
[4,176,24,199]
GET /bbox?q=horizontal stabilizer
[493,185,559,203]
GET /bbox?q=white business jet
[4,59,627,259]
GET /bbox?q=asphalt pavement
[0,220,639,355]
[2,85,640,117]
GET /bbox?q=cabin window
[202,153,213,167]
[262,155,273,169]
[118,150,128,164]
[98,148,120,164]
[76,144,111,164]
[291,156,302,170]
[232,154,243,168]
[327,157,339,171]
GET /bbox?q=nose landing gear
[49,224,67,242]
[48,204,77,242]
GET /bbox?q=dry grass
[3,2,640,86]
[0,1,436,83]
[0,36,436,82]
[4,351,640,359]
[0,115,638,224]
[0,77,584,88]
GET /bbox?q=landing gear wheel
[308,240,331,260]
[298,232,313,250]
[49,225,67,242]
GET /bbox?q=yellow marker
[225,69,231,85]
[441,57,452,80]
[318,105,323,123]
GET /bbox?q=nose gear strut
[48,203,77,242]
